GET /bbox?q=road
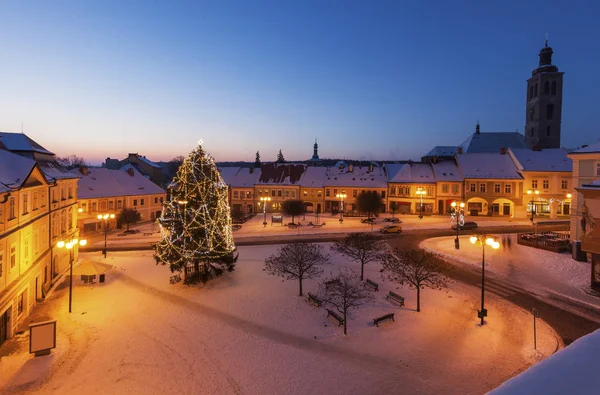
[387,225,600,346]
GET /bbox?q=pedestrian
[507,235,512,249]
[502,235,507,248]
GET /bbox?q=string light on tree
[154,141,237,284]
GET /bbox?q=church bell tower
[524,38,564,149]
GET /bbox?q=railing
[517,233,570,253]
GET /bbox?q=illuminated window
[542,180,549,189]
[561,180,568,190]
[504,184,512,194]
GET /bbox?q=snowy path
[1,245,559,394]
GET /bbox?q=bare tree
[318,268,374,335]
[56,154,87,169]
[381,248,449,312]
[356,190,382,219]
[331,232,384,280]
[264,243,330,296]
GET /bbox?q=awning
[582,229,600,254]
[72,260,112,276]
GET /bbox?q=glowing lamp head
[66,242,73,249]
[78,208,83,213]
[459,203,465,208]
[470,236,478,244]
[57,241,65,248]
[485,237,494,246]
[72,238,78,244]
[492,241,500,249]
[451,202,456,208]
[110,214,115,219]
[80,239,87,246]
[567,193,572,199]
[97,214,103,220]
[535,190,540,195]
[527,190,532,195]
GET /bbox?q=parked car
[380,225,402,234]
[451,221,478,230]
[384,217,402,223]
[361,218,376,224]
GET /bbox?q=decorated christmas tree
[154,142,237,284]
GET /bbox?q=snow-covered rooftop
[460,132,527,153]
[509,148,572,172]
[456,153,522,179]
[301,166,327,188]
[423,146,460,158]
[0,131,54,155]
[38,161,81,181]
[491,329,600,394]
[431,160,463,182]
[571,141,600,154]
[323,164,387,188]
[386,163,436,184]
[137,155,161,168]
[0,149,36,191]
[218,167,261,187]
[78,167,166,199]
[258,163,306,185]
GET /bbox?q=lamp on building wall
[260,197,271,227]
[336,193,347,223]
[57,238,87,313]
[450,201,465,249]
[527,189,540,225]
[416,187,426,219]
[97,213,115,258]
[469,234,500,326]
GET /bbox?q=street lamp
[469,234,500,326]
[260,197,271,227]
[57,237,87,313]
[97,213,115,258]
[450,201,465,250]
[527,189,540,225]
[416,187,426,219]
[336,193,347,223]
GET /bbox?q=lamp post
[97,213,115,258]
[336,193,347,223]
[470,234,500,326]
[260,197,271,227]
[57,237,87,313]
[416,187,426,219]
[451,201,465,250]
[527,189,540,225]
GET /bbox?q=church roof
[460,132,527,153]
[0,131,54,155]
[423,146,459,158]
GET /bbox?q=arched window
[544,81,550,95]
[551,81,557,95]
[530,107,535,121]
[529,86,533,100]
[546,104,554,120]
[546,126,551,137]
[534,83,538,98]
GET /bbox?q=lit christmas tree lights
[154,142,237,283]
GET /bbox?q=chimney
[348,163,353,173]
[79,165,89,176]
[127,168,135,177]
[457,147,463,154]
[500,147,506,155]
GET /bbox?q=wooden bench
[373,313,395,327]
[365,279,379,291]
[325,279,341,289]
[386,291,405,306]
[326,309,344,326]
[307,292,322,307]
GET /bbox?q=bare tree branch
[381,248,449,312]
[264,243,330,296]
[331,232,384,280]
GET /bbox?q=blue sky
[0,0,598,164]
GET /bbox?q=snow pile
[490,328,600,394]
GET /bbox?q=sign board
[532,308,539,317]
[29,320,57,356]
[271,215,283,225]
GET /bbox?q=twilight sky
[1,0,598,164]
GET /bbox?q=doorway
[1,309,9,347]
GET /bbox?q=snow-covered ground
[420,234,597,309]
[1,245,559,394]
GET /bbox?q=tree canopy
[281,199,304,224]
[356,191,382,218]
[56,154,87,169]
[276,150,285,163]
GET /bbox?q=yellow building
[77,166,166,235]
[387,162,436,215]
[323,163,387,214]
[219,167,260,215]
[509,148,572,219]
[568,142,600,244]
[0,133,79,347]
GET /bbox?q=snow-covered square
[1,244,559,394]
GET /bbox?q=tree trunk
[292,215,295,224]
[126,221,130,231]
[343,310,347,335]
[416,287,421,312]
[298,277,303,296]
[360,262,365,281]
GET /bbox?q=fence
[517,233,570,253]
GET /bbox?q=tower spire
[545,32,548,47]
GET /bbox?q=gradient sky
[1,1,598,165]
